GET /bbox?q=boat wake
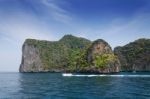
[62,73,150,77]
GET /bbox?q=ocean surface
[0,72,150,99]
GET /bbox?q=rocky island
[19,35,150,73]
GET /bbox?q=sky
[0,0,150,72]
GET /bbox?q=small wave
[62,73,150,77]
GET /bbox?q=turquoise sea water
[0,72,150,99]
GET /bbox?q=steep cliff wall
[19,43,43,72]
[114,38,150,71]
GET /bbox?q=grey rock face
[86,39,120,73]
[19,43,43,72]
[87,39,112,63]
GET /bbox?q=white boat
[62,73,73,76]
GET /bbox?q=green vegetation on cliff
[25,35,91,71]
[94,53,118,68]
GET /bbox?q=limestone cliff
[85,39,120,73]
[19,43,44,72]
[114,38,150,71]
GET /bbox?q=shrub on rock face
[94,53,118,68]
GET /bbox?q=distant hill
[114,38,150,71]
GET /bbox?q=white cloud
[71,13,150,49]
[40,0,72,24]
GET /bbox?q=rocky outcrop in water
[114,38,150,71]
[19,35,120,73]
[85,39,120,73]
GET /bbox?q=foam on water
[62,73,150,77]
